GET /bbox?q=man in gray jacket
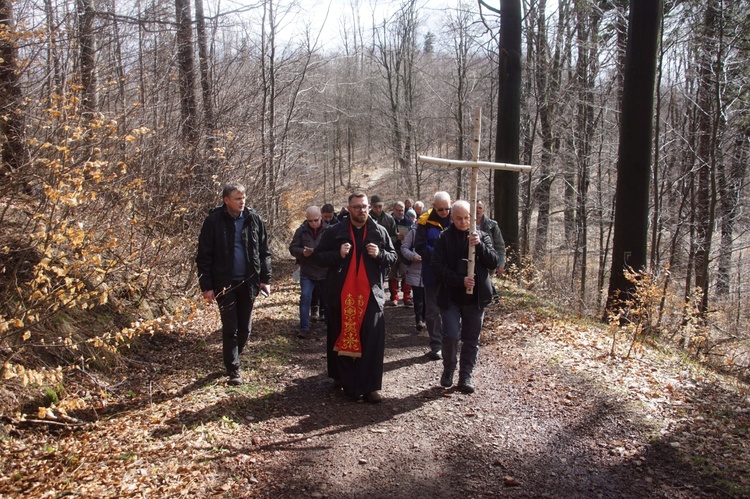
[289,206,328,338]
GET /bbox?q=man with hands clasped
[313,192,398,403]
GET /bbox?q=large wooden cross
[417,107,532,294]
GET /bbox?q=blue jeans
[439,302,484,380]
[299,276,325,331]
[216,280,255,373]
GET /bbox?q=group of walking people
[196,182,505,402]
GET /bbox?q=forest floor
[1,259,749,498]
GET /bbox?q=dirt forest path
[5,261,745,498]
[202,262,717,498]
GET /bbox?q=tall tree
[482,0,522,264]
[77,0,97,113]
[372,0,419,195]
[446,2,480,199]
[571,0,603,301]
[605,0,664,313]
[175,0,197,142]
[532,0,570,260]
[195,0,218,175]
[713,1,749,297]
[0,0,25,179]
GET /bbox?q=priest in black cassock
[313,192,398,403]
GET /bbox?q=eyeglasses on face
[307,218,321,222]
[435,207,450,212]
[349,205,369,211]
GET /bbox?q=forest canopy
[0,0,748,392]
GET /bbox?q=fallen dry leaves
[1,271,748,497]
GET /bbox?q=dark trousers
[440,302,484,380]
[412,286,425,324]
[216,280,255,373]
[311,279,327,320]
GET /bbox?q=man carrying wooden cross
[418,107,531,392]
[430,200,500,393]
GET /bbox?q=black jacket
[196,205,272,293]
[431,225,499,309]
[312,217,398,308]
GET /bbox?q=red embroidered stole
[334,224,371,358]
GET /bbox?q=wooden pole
[415,156,532,173]
[417,107,532,295]
[466,108,482,294]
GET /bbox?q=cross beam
[417,108,532,294]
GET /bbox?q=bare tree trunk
[532,0,569,261]
[519,0,539,260]
[650,11,666,270]
[716,120,748,296]
[372,0,418,196]
[175,0,197,143]
[572,1,602,303]
[195,0,217,176]
[447,4,478,199]
[605,0,663,314]
[693,0,721,315]
[492,0,523,265]
[43,0,63,105]
[0,0,26,179]
[106,0,126,112]
[259,0,275,218]
[77,0,97,114]
[598,0,628,305]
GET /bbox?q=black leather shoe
[440,369,454,388]
[364,391,382,403]
[457,377,475,394]
[228,370,243,386]
[427,349,442,361]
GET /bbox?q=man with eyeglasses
[415,191,453,360]
[289,206,329,338]
[313,192,398,403]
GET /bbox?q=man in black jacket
[431,200,499,394]
[313,192,398,403]
[196,182,272,386]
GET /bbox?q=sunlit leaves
[1,91,188,395]
[606,267,709,359]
